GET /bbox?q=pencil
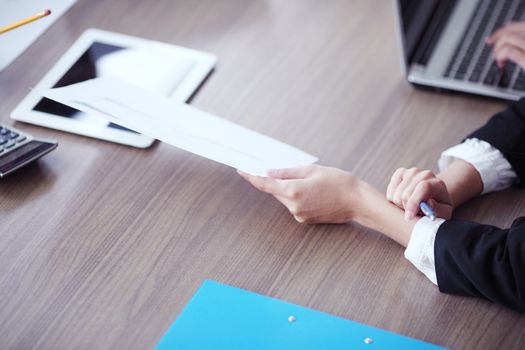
[0,9,52,35]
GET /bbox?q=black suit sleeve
[467,97,525,183]
[435,218,525,312]
[433,98,525,312]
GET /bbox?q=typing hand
[386,167,452,221]
[486,22,525,69]
[237,165,363,224]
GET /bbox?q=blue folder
[155,280,446,350]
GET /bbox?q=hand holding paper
[39,77,317,176]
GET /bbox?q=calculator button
[0,139,6,145]
[0,128,8,135]
[8,132,18,139]
[16,136,26,143]
[5,141,15,149]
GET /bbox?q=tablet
[11,29,217,148]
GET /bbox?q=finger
[428,198,452,220]
[489,22,525,42]
[238,170,308,219]
[405,182,433,220]
[506,46,525,68]
[267,165,314,179]
[405,180,450,220]
[392,167,419,207]
[276,195,305,221]
[294,215,306,223]
[237,170,286,195]
[400,170,434,209]
[487,22,525,44]
[426,197,436,212]
[272,193,295,208]
[493,44,512,67]
[386,168,405,201]
[493,44,525,69]
[492,32,525,55]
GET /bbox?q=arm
[239,165,525,311]
[435,218,525,313]
[437,159,482,209]
[389,93,525,221]
[352,181,417,247]
[395,163,525,311]
[393,161,525,311]
[238,165,417,246]
[385,98,525,311]
[465,98,525,183]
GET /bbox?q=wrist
[345,179,375,222]
[350,181,417,247]
[350,181,386,225]
[437,159,482,208]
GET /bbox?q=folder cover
[155,280,445,349]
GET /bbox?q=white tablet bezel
[11,28,217,148]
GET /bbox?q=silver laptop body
[395,0,525,101]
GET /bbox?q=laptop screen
[398,0,456,66]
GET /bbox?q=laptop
[395,0,525,101]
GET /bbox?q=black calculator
[0,125,57,178]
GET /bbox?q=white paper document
[39,77,318,176]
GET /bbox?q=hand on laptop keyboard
[486,21,525,70]
[442,2,525,93]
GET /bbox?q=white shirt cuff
[404,216,445,285]
[438,138,517,194]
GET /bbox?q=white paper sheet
[39,77,318,176]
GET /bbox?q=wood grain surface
[1,1,524,349]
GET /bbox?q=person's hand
[237,165,364,224]
[486,22,525,69]
[386,167,452,221]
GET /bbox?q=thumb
[267,165,313,179]
[426,198,452,220]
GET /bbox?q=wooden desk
[1,0,524,349]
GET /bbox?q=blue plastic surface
[155,280,446,350]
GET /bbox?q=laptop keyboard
[443,0,525,91]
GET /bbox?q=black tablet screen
[32,42,133,132]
